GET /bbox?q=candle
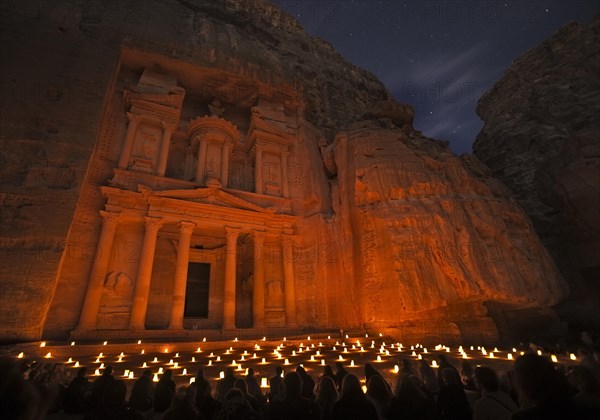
[153,373,159,382]
[508,353,513,360]
[189,377,196,384]
[45,352,52,358]
[219,371,225,379]
[261,378,268,388]
[128,371,134,379]
[17,352,24,358]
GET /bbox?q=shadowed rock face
[1,0,566,343]
[473,16,600,305]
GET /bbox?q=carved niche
[188,116,240,188]
[119,68,185,176]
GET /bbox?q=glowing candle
[551,355,558,363]
[169,359,174,365]
[321,359,326,366]
[537,350,542,356]
[350,360,355,367]
[68,357,73,363]
[219,371,225,379]
[418,354,422,360]
[182,369,188,375]
[507,353,513,360]
[570,353,577,361]
[45,352,52,358]
[124,370,130,377]
[138,340,142,344]
[141,350,145,354]
[489,353,495,359]
[411,351,417,357]
[174,362,179,369]
[17,352,24,358]
[153,373,159,382]
[253,353,257,358]
[158,367,164,374]
[203,338,206,342]
[103,341,108,346]
[284,359,290,365]
[192,357,196,362]
[128,371,134,379]
[208,360,212,366]
[362,385,367,393]
[310,355,315,361]
[94,369,100,376]
[164,348,169,354]
[100,363,105,369]
[386,350,390,356]
[153,357,158,363]
[376,355,382,362]
[71,341,75,346]
[432,360,438,368]
[339,355,343,361]
[394,365,399,373]
[261,358,266,364]
[143,362,148,368]
[234,337,238,342]
[261,378,268,388]
[197,347,202,353]
[40,342,46,348]
[216,356,221,362]
[493,347,499,353]
[74,361,80,367]
[293,351,296,356]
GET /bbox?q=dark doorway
[184,263,210,318]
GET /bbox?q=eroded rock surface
[473,16,600,304]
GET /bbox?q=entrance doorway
[184,262,210,318]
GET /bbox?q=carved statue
[208,98,225,117]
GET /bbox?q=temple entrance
[184,262,211,318]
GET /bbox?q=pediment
[147,186,275,213]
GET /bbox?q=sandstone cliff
[1,0,565,343]
[473,16,600,315]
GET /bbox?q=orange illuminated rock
[0,0,567,344]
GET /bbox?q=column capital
[225,226,242,238]
[160,120,175,130]
[99,210,121,225]
[126,112,140,123]
[179,221,196,234]
[144,216,164,231]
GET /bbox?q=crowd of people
[1,348,599,419]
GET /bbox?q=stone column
[129,217,163,330]
[281,151,290,198]
[221,142,231,188]
[156,123,174,177]
[118,113,139,169]
[168,221,196,330]
[252,230,266,328]
[282,232,297,327]
[74,211,121,332]
[196,137,208,184]
[255,148,263,194]
[222,227,240,330]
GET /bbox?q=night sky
[272,0,599,154]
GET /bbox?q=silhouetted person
[84,379,143,420]
[401,358,418,377]
[568,365,600,412]
[90,366,115,407]
[217,367,237,403]
[128,370,153,412]
[154,369,176,413]
[268,366,283,402]
[315,376,338,420]
[234,378,260,413]
[512,353,581,420]
[267,371,321,420]
[472,366,517,420]
[296,366,316,399]
[63,366,91,413]
[321,365,335,382]
[162,385,200,420]
[366,374,392,420]
[220,388,258,419]
[419,359,440,395]
[245,368,265,405]
[0,357,46,419]
[437,355,460,389]
[461,360,477,391]
[334,361,348,391]
[195,379,222,420]
[386,374,436,420]
[437,367,472,420]
[332,374,378,420]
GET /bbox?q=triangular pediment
[147,186,275,213]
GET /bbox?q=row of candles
[16,334,578,386]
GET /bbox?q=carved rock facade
[1,0,566,343]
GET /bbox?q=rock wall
[1,0,566,343]
[473,16,600,313]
